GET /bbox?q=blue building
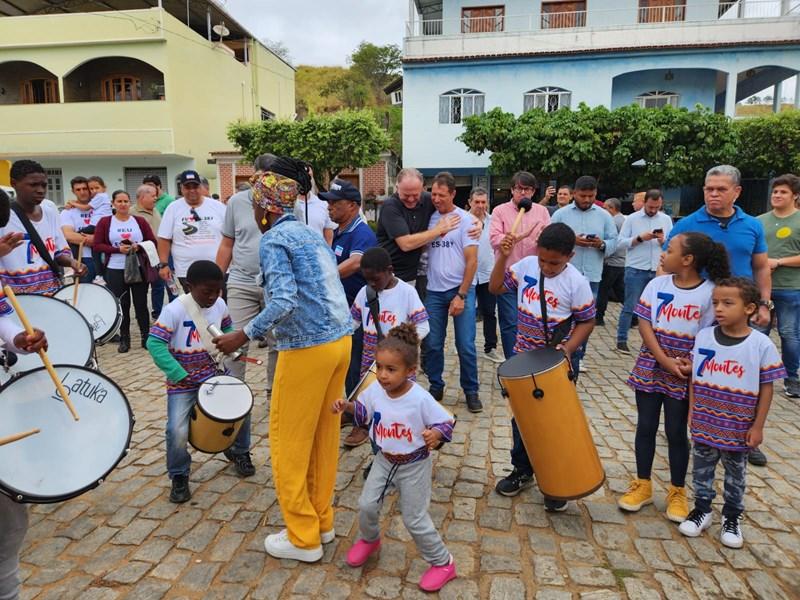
[403,0,800,199]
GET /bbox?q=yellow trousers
[270,335,351,549]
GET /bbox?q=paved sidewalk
[16,305,800,599]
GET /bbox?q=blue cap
[319,179,361,203]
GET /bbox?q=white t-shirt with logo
[504,258,596,353]
[354,380,454,455]
[60,207,93,258]
[426,206,479,292]
[690,327,785,451]
[628,275,716,399]
[107,216,144,269]
[0,203,70,296]
[157,197,226,277]
[350,279,430,377]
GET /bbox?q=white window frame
[439,88,485,124]
[44,168,63,206]
[636,90,680,108]
[391,90,403,105]
[523,87,572,112]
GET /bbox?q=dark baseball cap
[178,170,201,186]
[319,179,361,203]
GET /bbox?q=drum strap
[366,284,384,342]
[179,294,224,368]
[10,203,63,281]
[539,275,572,348]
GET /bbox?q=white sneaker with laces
[720,515,744,548]
[264,529,323,562]
[93,276,107,286]
[679,509,713,537]
[483,349,504,364]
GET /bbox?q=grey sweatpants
[358,453,449,566]
[0,495,27,600]
[226,283,277,386]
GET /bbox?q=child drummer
[488,222,596,510]
[147,260,244,504]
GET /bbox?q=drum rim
[4,294,96,373]
[53,284,123,344]
[196,377,254,423]
[0,364,134,504]
[497,349,567,379]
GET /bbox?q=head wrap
[249,156,313,215]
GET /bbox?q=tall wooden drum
[497,348,605,500]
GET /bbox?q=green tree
[228,111,390,187]
[349,42,402,96]
[733,110,800,178]
[320,72,372,109]
[460,103,738,194]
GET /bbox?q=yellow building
[0,1,295,203]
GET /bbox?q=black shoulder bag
[365,285,384,342]
[10,203,63,281]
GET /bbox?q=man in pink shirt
[489,171,551,358]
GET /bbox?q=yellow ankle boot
[618,478,653,512]
[665,485,689,522]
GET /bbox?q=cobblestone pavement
[16,304,800,599]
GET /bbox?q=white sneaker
[579,360,588,373]
[720,515,744,549]
[264,529,323,562]
[679,509,713,537]
[92,276,107,286]
[321,528,335,544]
[483,349,504,364]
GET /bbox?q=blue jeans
[497,290,518,359]
[79,256,96,283]
[166,389,250,478]
[617,268,655,343]
[423,286,479,394]
[766,289,800,381]
[572,281,599,365]
[151,277,166,318]
[476,282,498,353]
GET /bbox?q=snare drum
[0,365,133,503]
[54,283,122,344]
[497,348,605,501]
[189,375,253,454]
[0,295,94,384]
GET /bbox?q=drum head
[0,365,133,503]
[198,376,253,422]
[0,295,94,383]
[497,348,566,378]
[53,283,122,344]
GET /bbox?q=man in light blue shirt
[615,189,673,353]
[551,176,617,370]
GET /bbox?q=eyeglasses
[513,186,535,194]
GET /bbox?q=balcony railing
[406,0,799,37]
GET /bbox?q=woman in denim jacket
[214,157,352,563]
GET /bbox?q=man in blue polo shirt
[665,164,772,467]
[321,178,377,446]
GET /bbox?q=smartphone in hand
[585,233,598,239]
[652,228,663,234]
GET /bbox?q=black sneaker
[748,448,767,466]
[169,475,191,503]
[616,341,630,354]
[495,468,533,497]
[544,498,568,512]
[429,387,444,402]
[596,317,605,326]
[140,332,149,349]
[466,393,483,413]
[224,450,256,477]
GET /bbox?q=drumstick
[3,286,79,422]
[72,240,84,306]
[236,355,263,366]
[0,428,40,447]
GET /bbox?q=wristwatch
[599,241,606,252]
[456,292,467,301]
[157,262,169,269]
[758,300,774,311]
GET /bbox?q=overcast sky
[222,0,408,66]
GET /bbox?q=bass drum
[0,294,94,384]
[0,366,133,504]
[497,348,605,501]
[53,283,122,345]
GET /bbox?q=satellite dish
[212,22,230,39]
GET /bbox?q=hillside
[295,65,349,115]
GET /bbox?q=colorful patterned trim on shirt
[430,421,454,443]
[1,266,63,296]
[573,300,597,322]
[165,350,218,395]
[514,307,575,353]
[627,349,690,400]
[149,322,173,344]
[504,270,518,292]
[383,445,430,464]
[691,381,760,451]
[353,399,369,428]
[634,299,651,321]
[360,331,378,377]
[409,307,429,325]
[760,362,787,384]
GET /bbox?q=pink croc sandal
[346,538,381,567]
[419,554,456,592]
